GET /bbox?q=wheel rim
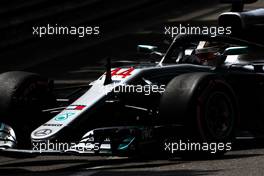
[204,91,234,140]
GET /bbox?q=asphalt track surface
[0,142,264,176]
[1,1,264,176]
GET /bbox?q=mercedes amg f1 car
[0,33,264,157]
[1,0,264,157]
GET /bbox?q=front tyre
[0,71,56,148]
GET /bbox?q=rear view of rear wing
[220,0,258,11]
[219,9,264,30]
[218,0,264,43]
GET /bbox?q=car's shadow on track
[0,153,262,175]
[0,156,222,176]
[0,139,263,175]
[0,169,221,176]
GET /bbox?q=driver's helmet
[194,41,228,66]
[194,46,221,66]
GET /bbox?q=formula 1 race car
[1,0,264,157]
[0,33,264,157]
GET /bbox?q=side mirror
[223,46,248,56]
[137,45,157,54]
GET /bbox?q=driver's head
[194,46,220,66]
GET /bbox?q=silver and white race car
[1,33,264,157]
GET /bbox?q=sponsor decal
[34,129,52,137]
[55,112,75,121]
[66,105,86,110]
[43,124,63,127]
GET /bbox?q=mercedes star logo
[34,129,52,137]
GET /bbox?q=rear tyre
[159,73,238,157]
[0,71,56,148]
